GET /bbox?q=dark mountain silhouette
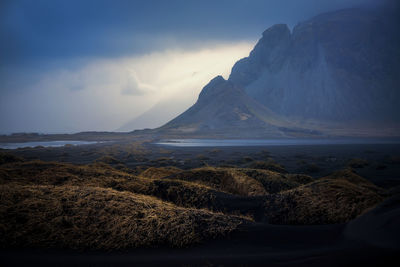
[229,7,400,123]
[154,4,400,137]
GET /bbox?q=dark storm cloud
[0,0,381,66]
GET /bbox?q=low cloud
[120,69,156,96]
[0,41,254,133]
[120,72,144,96]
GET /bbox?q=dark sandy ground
[1,140,399,266]
[1,216,398,266]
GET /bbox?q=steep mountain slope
[160,76,318,137]
[229,7,400,123]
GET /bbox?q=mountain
[151,4,400,138]
[229,7,400,124]
[159,76,321,138]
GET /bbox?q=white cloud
[120,70,148,95]
[0,41,255,133]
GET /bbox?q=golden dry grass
[0,184,243,250]
[139,166,182,179]
[166,167,267,196]
[0,161,224,211]
[323,169,381,193]
[0,154,386,250]
[238,168,313,194]
[247,160,287,173]
[264,170,383,224]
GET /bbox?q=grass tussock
[167,167,267,196]
[247,160,287,173]
[239,168,313,194]
[323,169,381,192]
[264,170,383,224]
[139,166,182,179]
[0,160,244,214]
[95,156,123,165]
[0,154,387,249]
[0,184,244,250]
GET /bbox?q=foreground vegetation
[0,151,387,250]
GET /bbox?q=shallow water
[156,138,400,147]
[0,140,100,149]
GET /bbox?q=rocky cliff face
[159,5,400,137]
[229,7,400,124]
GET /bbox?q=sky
[0,0,382,134]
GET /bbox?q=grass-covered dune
[264,171,383,224]
[166,167,268,196]
[0,161,241,212]
[0,184,243,250]
[0,153,387,250]
[139,166,182,179]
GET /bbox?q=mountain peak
[206,75,225,86]
[198,75,230,101]
[229,23,291,87]
[262,23,290,37]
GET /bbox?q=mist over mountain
[118,98,191,132]
[156,3,400,138]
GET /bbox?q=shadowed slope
[229,8,400,124]
[159,76,319,137]
[345,189,400,249]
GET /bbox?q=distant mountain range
[140,3,400,138]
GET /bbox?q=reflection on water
[0,141,100,149]
[156,139,400,147]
